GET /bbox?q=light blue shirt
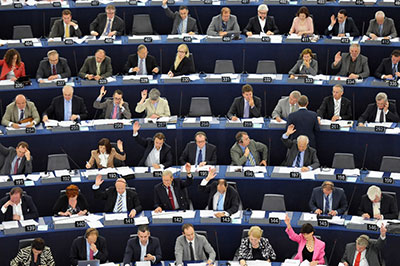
[139,240,148,261]
[64,99,72,121]
[178,18,188,34]
[195,146,206,165]
[243,99,250,118]
[240,145,255,166]
[113,191,127,212]
[213,191,225,211]
[86,239,98,260]
[282,133,313,170]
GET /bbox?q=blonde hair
[248,226,263,238]
[174,44,189,70]
[356,235,370,247]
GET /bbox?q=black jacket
[36,57,71,80]
[317,96,352,120]
[179,142,217,165]
[358,103,400,123]
[153,176,193,210]
[70,235,108,265]
[89,13,125,36]
[325,17,360,36]
[133,134,173,168]
[375,57,397,79]
[357,193,398,219]
[0,194,38,222]
[170,56,195,76]
[243,15,279,35]
[52,193,89,215]
[286,108,320,148]
[123,236,162,264]
[199,181,241,215]
[123,54,159,75]
[227,96,262,119]
[93,186,142,213]
[43,95,88,121]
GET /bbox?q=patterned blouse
[238,237,276,261]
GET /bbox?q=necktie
[290,104,295,113]
[96,63,101,76]
[379,109,384,123]
[111,105,118,119]
[295,152,301,167]
[116,194,123,212]
[217,194,224,211]
[324,195,330,214]
[248,152,256,166]
[138,59,144,75]
[222,22,227,32]
[334,100,340,116]
[379,24,383,36]
[354,251,361,266]
[168,186,175,210]
[105,19,112,35]
[197,149,203,165]
[52,64,57,75]
[393,64,397,76]
[19,110,24,121]
[243,100,250,118]
[89,248,94,260]
[189,241,195,261]
[65,24,70,37]
[339,23,344,34]
[373,203,380,217]
[13,158,20,175]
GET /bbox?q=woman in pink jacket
[284,215,326,265]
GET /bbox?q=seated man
[366,11,397,40]
[230,131,267,166]
[227,84,262,121]
[357,185,398,220]
[317,84,352,122]
[78,49,112,80]
[341,224,386,266]
[1,94,40,128]
[179,131,217,166]
[162,0,198,35]
[92,175,142,218]
[90,4,125,36]
[135,89,171,118]
[358,92,400,126]
[132,121,173,168]
[175,224,216,266]
[331,43,370,79]
[199,168,241,217]
[70,228,108,265]
[123,225,162,265]
[49,9,82,38]
[309,181,348,216]
[206,7,240,36]
[0,141,32,175]
[243,4,279,36]
[42,85,88,122]
[281,125,320,172]
[271,90,301,122]
[0,187,38,222]
[325,9,359,37]
[123,44,159,75]
[375,49,400,80]
[36,50,71,82]
[154,165,193,212]
[93,86,131,119]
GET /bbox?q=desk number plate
[173,216,183,223]
[221,216,231,223]
[75,221,86,227]
[318,220,329,227]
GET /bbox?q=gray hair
[258,4,268,12]
[356,235,370,247]
[47,50,59,57]
[297,135,309,144]
[333,84,344,93]
[62,85,74,93]
[162,170,173,178]
[349,43,360,51]
[375,92,388,102]
[289,90,301,99]
[149,88,161,101]
[367,185,381,201]
[375,11,385,19]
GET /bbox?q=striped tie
[248,152,256,166]
[116,194,123,212]
[334,100,340,116]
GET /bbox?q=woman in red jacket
[0,49,26,80]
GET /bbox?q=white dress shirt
[1,199,24,220]
[374,108,388,123]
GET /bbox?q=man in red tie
[36,50,71,82]
[0,141,32,175]
[70,228,108,265]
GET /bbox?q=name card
[61,175,71,182]
[107,172,118,179]
[269,217,280,224]
[173,216,183,223]
[25,127,36,134]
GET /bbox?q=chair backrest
[188,97,212,117]
[332,153,355,169]
[214,60,235,74]
[261,194,286,211]
[195,230,208,239]
[227,181,243,211]
[110,142,125,167]
[47,154,71,171]
[380,156,400,172]
[49,17,59,35]
[256,60,277,74]
[132,14,153,35]
[188,53,196,73]
[13,25,33,39]
[241,229,250,239]
[19,238,34,250]
[129,234,138,238]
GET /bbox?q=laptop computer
[77,260,100,266]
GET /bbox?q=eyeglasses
[177,50,186,54]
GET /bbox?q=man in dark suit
[230,131,268,166]
[0,187,38,222]
[92,175,142,218]
[123,225,162,265]
[0,141,32,175]
[154,164,193,212]
[325,9,359,36]
[123,44,159,75]
[227,84,262,120]
[179,131,217,166]
[243,4,279,36]
[162,0,198,34]
[199,168,241,217]
[317,84,352,121]
[375,49,400,80]
[132,121,173,168]
[281,124,320,171]
[331,43,370,79]
[90,4,125,36]
[36,50,71,82]
[286,95,319,148]
[358,185,398,220]
[341,224,386,266]
[42,85,88,122]
[358,92,400,126]
[78,49,113,80]
[366,11,397,40]
[93,86,131,119]
[49,9,82,38]
[70,228,108,265]
[309,181,348,216]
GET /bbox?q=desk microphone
[327,239,337,265]
[360,143,368,171]
[347,185,357,216]
[267,137,271,166]
[214,230,221,262]
[73,50,79,77]
[60,146,81,170]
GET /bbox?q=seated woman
[135,88,171,118]
[284,215,325,266]
[289,6,314,36]
[168,44,195,77]
[238,226,276,265]
[10,238,55,266]
[0,48,26,81]
[53,184,89,216]
[289,48,318,78]
[86,138,126,169]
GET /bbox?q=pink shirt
[290,17,314,34]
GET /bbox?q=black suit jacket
[243,16,279,35]
[357,193,398,219]
[375,57,397,79]
[49,19,82,38]
[316,96,352,120]
[0,194,39,222]
[325,17,360,36]
[133,134,173,168]
[36,57,71,80]
[154,176,193,210]
[179,142,217,165]
[281,137,320,169]
[123,54,159,75]
[123,236,162,264]
[93,186,142,213]
[309,187,348,215]
[89,13,125,36]
[70,235,108,265]
[0,144,32,175]
[286,108,320,148]
[199,181,241,215]
[43,95,88,121]
[52,193,89,215]
[358,102,400,123]
[170,56,195,76]
[227,96,262,119]
[78,56,113,78]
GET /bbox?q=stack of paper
[134,167,149,173]
[250,210,266,219]
[342,169,360,176]
[20,219,39,227]
[116,167,134,176]
[282,259,300,266]
[105,213,127,221]
[2,221,19,229]
[302,213,317,221]
[367,171,384,178]
[270,119,287,124]
[329,216,345,225]
[54,169,71,177]
[366,122,393,128]
[0,176,10,182]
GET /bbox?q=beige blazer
[135,97,171,118]
[88,148,126,168]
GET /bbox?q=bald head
[115,178,127,195]
[15,94,27,110]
